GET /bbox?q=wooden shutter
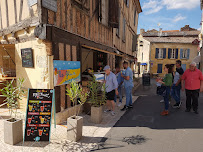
[132,35,137,52]
[168,48,171,59]
[134,10,136,25]
[182,64,186,71]
[180,49,183,59]
[175,49,179,59]
[163,48,166,58]
[109,0,119,28]
[155,48,159,59]
[157,64,162,73]
[122,18,126,41]
[187,49,190,59]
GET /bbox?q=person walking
[181,62,203,114]
[114,66,124,107]
[121,61,134,111]
[171,60,184,108]
[158,64,173,116]
[103,65,119,116]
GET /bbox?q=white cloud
[162,0,200,10]
[142,0,163,15]
[173,14,186,22]
[142,0,200,15]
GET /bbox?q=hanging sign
[21,48,34,68]
[54,60,81,86]
[24,89,54,142]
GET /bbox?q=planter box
[4,118,23,145]
[91,106,102,124]
[67,116,83,142]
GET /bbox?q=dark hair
[165,64,173,73]
[176,60,182,66]
[123,61,128,65]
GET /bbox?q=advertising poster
[24,89,54,142]
[53,60,81,86]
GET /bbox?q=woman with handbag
[158,64,173,116]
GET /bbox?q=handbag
[157,85,166,96]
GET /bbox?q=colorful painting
[53,60,80,86]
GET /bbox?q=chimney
[140,29,145,35]
[159,28,162,37]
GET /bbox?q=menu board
[21,48,34,68]
[24,89,54,142]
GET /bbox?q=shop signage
[28,0,37,7]
[53,60,81,86]
[21,48,34,68]
[42,0,57,12]
[24,89,54,142]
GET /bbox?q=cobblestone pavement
[0,96,138,152]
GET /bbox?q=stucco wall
[150,43,198,77]
[15,39,52,110]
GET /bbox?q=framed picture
[21,48,34,68]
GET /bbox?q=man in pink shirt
[181,62,203,114]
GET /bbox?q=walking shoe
[121,106,128,111]
[128,105,133,108]
[194,110,199,114]
[161,110,169,116]
[173,103,180,109]
[117,103,122,107]
[185,109,190,112]
[104,109,111,113]
[160,100,164,103]
[111,111,116,116]
[178,102,182,108]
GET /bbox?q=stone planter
[67,116,83,142]
[91,106,102,124]
[4,118,23,145]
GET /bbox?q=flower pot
[91,106,103,124]
[67,116,83,142]
[4,118,23,145]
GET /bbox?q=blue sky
[138,0,202,33]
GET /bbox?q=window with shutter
[157,64,163,73]
[134,10,137,26]
[116,7,120,37]
[122,18,126,42]
[157,48,164,59]
[170,49,176,59]
[98,0,108,26]
[181,49,188,59]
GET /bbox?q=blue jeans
[164,87,171,110]
[125,86,133,106]
[171,84,181,104]
[114,87,123,103]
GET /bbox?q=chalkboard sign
[24,89,54,142]
[21,48,34,68]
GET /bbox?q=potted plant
[0,78,25,145]
[66,81,89,142]
[88,77,106,124]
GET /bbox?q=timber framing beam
[0,16,39,37]
[34,24,116,55]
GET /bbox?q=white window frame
[182,49,187,59]
[158,48,164,59]
[170,49,176,59]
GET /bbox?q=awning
[82,45,124,57]
[141,63,147,65]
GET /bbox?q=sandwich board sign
[24,89,55,142]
